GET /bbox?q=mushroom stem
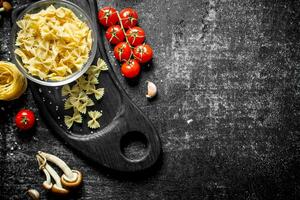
[37,154,69,195]
[36,155,53,190]
[44,161,63,188]
[38,151,76,182]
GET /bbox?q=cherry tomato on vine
[105,25,125,45]
[121,60,141,78]
[133,44,153,64]
[114,42,132,62]
[15,109,36,131]
[98,7,118,27]
[126,27,145,47]
[119,8,138,29]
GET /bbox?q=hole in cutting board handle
[120,131,150,161]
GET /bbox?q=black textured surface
[1,0,300,199]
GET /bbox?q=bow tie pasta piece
[87,88,104,100]
[88,111,102,129]
[64,111,82,129]
[61,84,80,97]
[15,5,92,81]
[62,58,108,130]
[86,58,109,78]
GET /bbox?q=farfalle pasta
[15,5,92,81]
[62,58,108,129]
[88,111,102,129]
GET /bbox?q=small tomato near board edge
[105,25,125,45]
[98,7,119,27]
[121,60,141,78]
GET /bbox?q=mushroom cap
[42,181,53,190]
[26,189,40,200]
[51,184,69,195]
[3,1,12,12]
[61,170,83,188]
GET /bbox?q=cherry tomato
[15,109,36,131]
[126,27,145,47]
[114,42,132,62]
[119,8,138,29]
[133,44,153,64]
[98,7,118,27]
[105,25,125,45]
[121,60,141,78]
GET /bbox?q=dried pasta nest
[0,61,27,101]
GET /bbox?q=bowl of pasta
[11,0,97,86]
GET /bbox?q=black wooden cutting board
[11,0,162,172]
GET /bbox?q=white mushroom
[146,81,157,99]
[26,189,40,200]
[38,151,82,188]
[36,155,53,190]
[36,154,69,195]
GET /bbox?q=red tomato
[114,42,132,62]
[15,109,36,131]
[105,25,125,45]
[121,60,141,78]
[126,27,145,46]
[119,8,138,29]
[98,7,118,27]
[133,44,153,64]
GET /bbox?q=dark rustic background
[1,0,300,199]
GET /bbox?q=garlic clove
[26,189,40,200]
[146,81,157,99]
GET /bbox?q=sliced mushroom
[36,154,69,195]
[38,151,82,188]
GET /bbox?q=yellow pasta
[15,5,92,81]
[64,97,73,110]
[88,111,102,129]
[87,58,108,78]
[0,61,27,101]
[64,111,82,129]
[62,58,108,129]
[88,88,104,100]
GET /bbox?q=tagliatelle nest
[0,61,27,101]
[63,58,108,129]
